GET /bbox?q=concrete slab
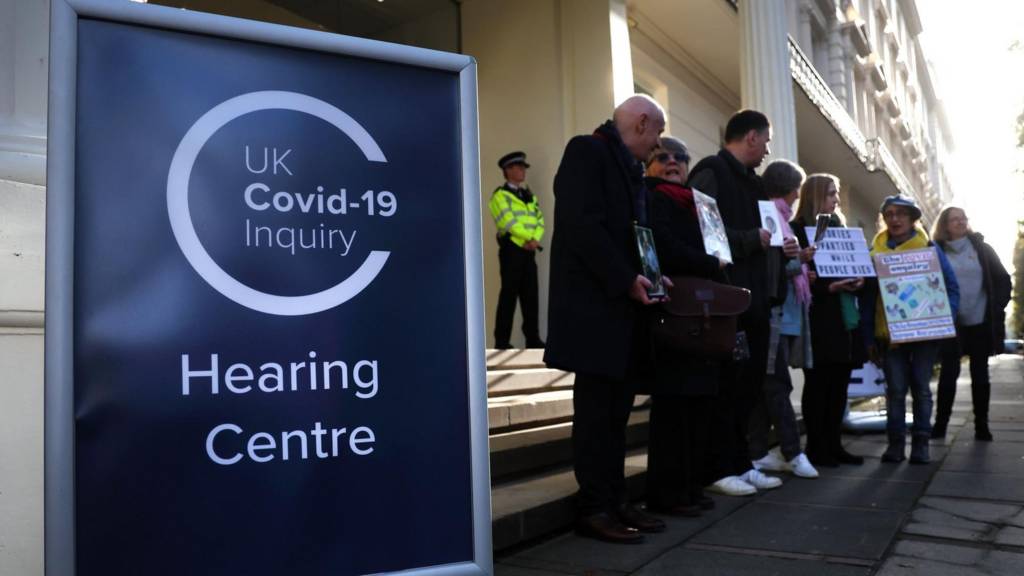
[494,562,587,576]
[877,539,1024,576]
[499,499,749,575]
[690,501,903,559]
[813,458,941,482]
[942,450,1024,476]
[759,475,923,511]
[902,496,1024,544]
[632,547,871,576]
[926,471,1024,504]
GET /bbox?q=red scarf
[655,181,696,216]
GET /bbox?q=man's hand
[758,228,771,248]
[523,240,539,251]
[807,270,817,283]
[799,246,816,263]
[629,275,660,305]
[782,237,800,259]
[718,258,730,269]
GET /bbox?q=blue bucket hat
[879,195,922,221]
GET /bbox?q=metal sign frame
[44,1,490,574]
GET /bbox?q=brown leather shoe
[576,512,644,544]
[616,504,667,533]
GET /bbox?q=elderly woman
[642,136,732,514]
[931,206,1011,440]
[748,160,818,479]
[863,195,959,464]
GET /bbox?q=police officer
[489,151,545,349]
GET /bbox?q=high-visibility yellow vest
[488,185,545,247]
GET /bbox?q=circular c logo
[167,91,390,316]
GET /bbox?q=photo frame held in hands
[633,223,667,299]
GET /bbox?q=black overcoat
[544,125,648,381]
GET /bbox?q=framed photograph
[757,201,784,247]
[633,224,666,299]
[693,189,732,264]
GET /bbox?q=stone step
[486,348,547,371]
[487,367,574,397]
[491,450,649,552]
[488,390,650,432]
[489,409,650,483]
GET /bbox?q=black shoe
[881,443,906,463]
[806,450,839,468]
[694,495,716,510]
[525,339,546,349]
[976,427,994,442]
[615,505,666,533]
[833,448,865,465]
[909,436,930,464]
[575,513,644,544]
[930,425,947,440]
[495,342,512,350]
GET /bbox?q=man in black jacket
[545,94,667,543]
[688,109,791,495]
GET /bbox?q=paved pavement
[494,354,1024,575]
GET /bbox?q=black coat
[793,217,857,365]
[544,122,649,380]
[687,149,770,322]
[937,232,1012,355]
[643,177,723,396]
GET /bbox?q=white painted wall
[462,0,631,348]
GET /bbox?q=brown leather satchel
[652,276,751,358]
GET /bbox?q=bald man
[545,95,667,543]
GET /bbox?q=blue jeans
[884,341,940,438]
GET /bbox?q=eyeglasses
[653,152,689,164]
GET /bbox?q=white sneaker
[786,453,819,479]
[740,468,782,490]
[752,449,788,472]
[706,475,757,496]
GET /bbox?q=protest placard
[805,227,876,277]
[873,247,955,343]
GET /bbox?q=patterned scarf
[774,197,811,306]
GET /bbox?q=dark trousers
[494,240,540,347]
[802,362,854,458]
[936,324,992,428]
[647,395,712,508]
[706,316,769,482]
[572,372,635,517]
[750,335,802,461]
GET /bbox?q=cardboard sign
[694,188,732,264]
[873,248,956,343]
[806,227,876,277]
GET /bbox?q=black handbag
[652,276,751,359]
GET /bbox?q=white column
[740,0,799,163]
[0,0,48,185]
[828,20,850,110]
[0,2,47,575]
[797,2,813,56]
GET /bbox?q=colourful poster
[873,248,955,343]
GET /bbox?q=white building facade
[0,1,954,572]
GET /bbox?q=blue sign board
[46,2,490,575]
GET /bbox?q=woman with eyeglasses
[642,136,732,515]
[930,207,1011,441]
[862,195,959,464]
